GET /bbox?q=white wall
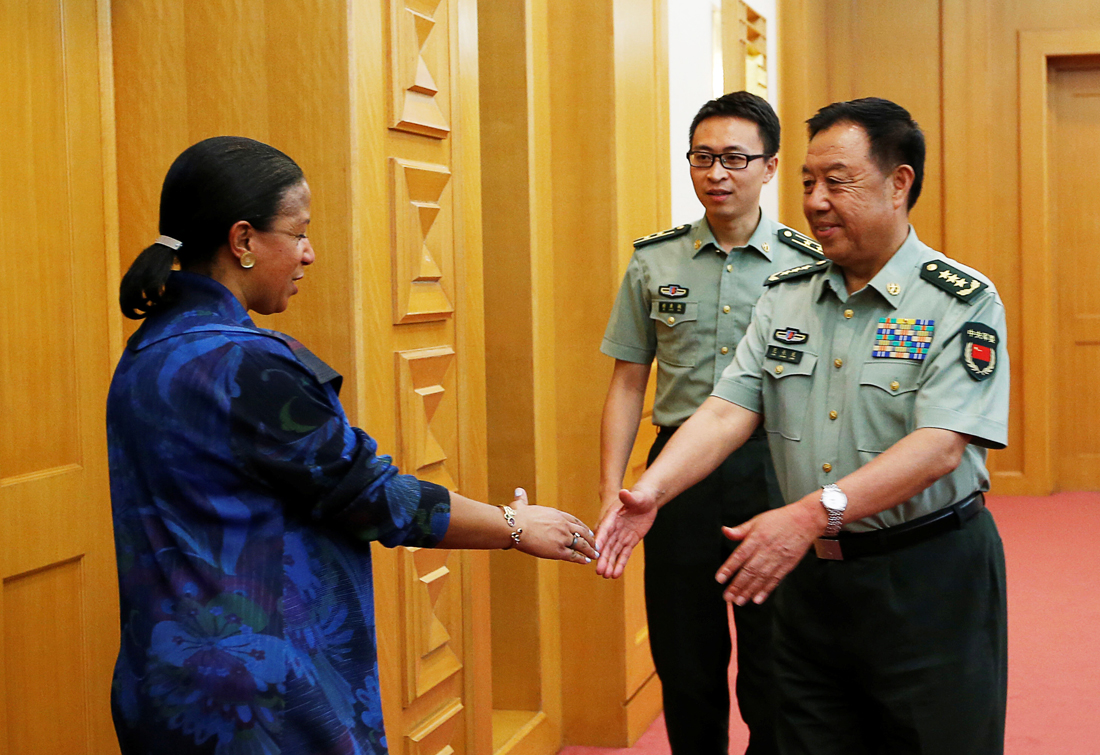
[667,0,781,228]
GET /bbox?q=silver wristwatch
[820,484,848,537]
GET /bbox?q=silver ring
[570,532,580,549]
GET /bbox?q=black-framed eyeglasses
[686,151,771,170]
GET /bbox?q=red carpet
[560,492,1100,755]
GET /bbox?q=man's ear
[762,154,779,184]
[892,164,915,210]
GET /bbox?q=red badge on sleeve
[961,322,998,381]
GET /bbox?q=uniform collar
[817,226,924,309]
[691,209,774,260]
[863,226,925,308]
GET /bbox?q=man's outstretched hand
[594,487,658,578]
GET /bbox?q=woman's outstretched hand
[510,488,599,564]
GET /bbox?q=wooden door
[1050,57,1100,491]
[0,0,121,753]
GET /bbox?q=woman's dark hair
[807,97,925,210]
[120,136,304,319]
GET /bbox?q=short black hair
[688,91,780,156]
[807,97,925,210]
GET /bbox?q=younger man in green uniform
[597,98,1008,754]
[599,91,823,755]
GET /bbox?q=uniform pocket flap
[764,350,817,378]
[858,360,921,395]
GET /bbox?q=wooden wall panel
[0,0,120,752]
[780,0,1100,494]
[552,0,667,746]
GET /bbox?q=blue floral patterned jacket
[108,272,451,755]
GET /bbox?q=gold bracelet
[501,505,522,549]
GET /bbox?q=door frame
[1016,29,1100,495]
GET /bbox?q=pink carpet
[559,492,1100,755]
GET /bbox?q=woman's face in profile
[245,180,314,315]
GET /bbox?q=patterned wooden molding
[389,0,450,138]
[390,158,454,324]
[399,547,462,705]
[395,345,456,489]
[404,697,463,755]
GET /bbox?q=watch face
[821,487,847,512]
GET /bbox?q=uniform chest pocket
[762,352,817,441]
[854,360,921,454]
[651,300,700,367]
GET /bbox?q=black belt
[813,491,985,561]
[656,425,767,440]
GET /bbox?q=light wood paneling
[1050,58,1100,489]
[0,0,119,751]
[551,0,668,746]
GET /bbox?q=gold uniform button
[834,358,843,368]
[727,264,734,272]
[829,410,838,420]
[890,380,900,391]
[844,309,854,319]
[775,365,784,374]
[723,305,731,314]
[667,317,676,324]
[822,463,833,473]
[694,239,702,250]
[721,346,729,355]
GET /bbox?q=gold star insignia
[887,283,900,295]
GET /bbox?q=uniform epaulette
[919,260,988,304]
[764,258,830,286]
[777,227,825,259]
[633,224,691,248]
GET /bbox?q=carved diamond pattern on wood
[391,158,454,324]
[399,546,462,704]
[395,345,456,490]
[404,697,463,755]
[389,0,450,138]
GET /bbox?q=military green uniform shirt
[601,212,824,427]
[713,229,1009,531]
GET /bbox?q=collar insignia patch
[961,322,998,381]
[773,327,809,344]
[658,284,689,298]
[872,318,935,361]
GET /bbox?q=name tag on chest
[766,345,803,364]
[658,301,686,314]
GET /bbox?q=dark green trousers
[772,508,1007,755]
[644,431,783,755]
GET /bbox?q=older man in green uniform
[596,97,1008,754]
[599,91,823,755]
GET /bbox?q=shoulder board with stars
[633,224,692,248]
[764,258,830,286]
[776,227,825,259]
[919,260,988,304]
